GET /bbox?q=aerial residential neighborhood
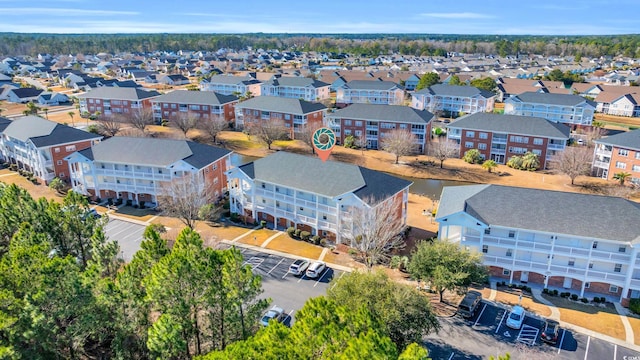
[2,2,640,359]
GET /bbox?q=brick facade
[50,139,94,182]
[241,108,324,139]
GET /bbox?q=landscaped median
[541,293,625,340]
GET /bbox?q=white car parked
[506,305,525,329]
[305,261,326,279]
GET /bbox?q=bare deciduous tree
[428,139,459,168]
[295,122,323,154]
[128,107,155,134]
[246,119,289,150]
[549,146,593,185]
[98,116,123,137]
[157,173,217,229]
[199,116,229,144]
[579,126,608,147]
[381,129,418,164]
[173,113,197,138]
[341,196,407,270]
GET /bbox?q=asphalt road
[425,301,640,360]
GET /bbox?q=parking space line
[495,310,507,334]
[267,258,285,275]
[473,303,487,327]
[242,256,264,270]
[297,274,307,283]
[314,268,330,287]
[447,352,455,360]
[584,336,590,360]
[558,329,566,354]
[330,271,346,290]
[613,344,617,360]
[516,324,539,346]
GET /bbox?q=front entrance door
[520,271,529,283]
[563,277,573,288]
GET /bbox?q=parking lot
[425,301,640,359]
[219,244,343,324]
[104,218,146,262]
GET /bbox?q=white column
[580,281,586,298]
[621,246,639,302]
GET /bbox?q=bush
[600,297,606,303]
[501,281,506,286]
[390,256,402,269]
[230,212,239,222]
[348,248,358,257]
[552,289,559,296]
[9,164,17,171]
[133,204,139,209]
[571,294,579,301]
[107,198,113,206]
[463,149,484,164]
[294,229,301,238]
[580,297,589,303]
[319,238,327,247]
[524,286,531,293]
[300,231,311,241]
[542,288,549,294]
[629,299,640,315]
[593,297,601,303]
[260,220,267,229]
[286,227,295,237]
[311,235,321,245]
[87,124,100,134]
[560,292,569,298]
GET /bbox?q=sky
[0,0,638,35]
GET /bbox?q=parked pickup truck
[457,290,482,318]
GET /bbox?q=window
[568,258,575,267]
[633,165,640,172]
[532,149,542,156]
[614,264,622,273]
[510,135,529,143]
[284,114,290,120]
[479,132,488,139]
[585,282,590,289]
[508,231,515,238]
[503,269,511,276]
[619,246,626,253]
[465,131,476,138]
[163,103,168,108]
[399,124,407,129]
[484,228,491,235]
[478,143,487,150]
[592,241,598,249]
[54,147,61,153]
[213,163,217,170]
[65,145,76,152]
[506,249,513,257]
[344,120,352,126]
[299,207,304,211]
[355,121,363,127]
[616,161,627,169]
[465,141,474,148]
[636,152,640,160]
[261,183,265,189]
[58,172,65,178]
[610,285,619,293]
[589,262,594,269]
[482,245,488,253]
[619,149,629,157]
[533,138,544,145]
[56,160,62,165]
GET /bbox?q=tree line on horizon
[1,33,640,58]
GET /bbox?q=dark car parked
[541,319,560,344]
[457,290,482,318]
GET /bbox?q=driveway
[104,218,146,262]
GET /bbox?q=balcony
[596,148,612,157]
[481,236,516,247]
[591,250,630,262]
[100,181,156,193]
[94,168,173,181]
[593,160,610,169]
[366,125,378,131]
[492,137,507,144]
[515,239,552,251]
[513,259,549,271]
[553,245,590,258]
[586,269,626,283]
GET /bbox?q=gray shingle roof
[208,74,260,85]
[77,137,229,168]
[4,116,100,145]
[235,96,326,115]
[595,129,640,152]
[0,117,12,133]
[152,90,238,105]
[448,113,570,139]
[10,88,43,98]
[262,77,330,88]
[342,80,402,91]
[509,92,592,107]
[438,185,640,242]
[328,103,434,124]
[416,84,494,99]
[77,87,161,100]
[238,151,411,202]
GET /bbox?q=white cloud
[0,7,138,16]
[421,12,495,19]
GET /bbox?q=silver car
[289,259,310,276]
[305,261,326,279]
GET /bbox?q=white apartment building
[260,76,330,102]
[200,74,262,96]
[336,80,405,106]
[226,151,411,244]
[504,92,596,126]
[411,84,495,115]
[437,184,640,305]
[65,137,231,206]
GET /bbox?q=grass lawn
[493,288,552,317]
[205,223,252,242]
[113,206,156,222]
[626,315,640,345]
[542,294,625,340]
[264,233,323,260]
[0,169,62,203]
[237,228,276,246]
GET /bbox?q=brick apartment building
[592,129,640,185]
[77,87,161,119]
[150,90,238,124]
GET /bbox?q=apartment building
[77,87,161,119]
[326,103,434,153]
[226,151,411,243]
[200,74,262,96]
[504,92,596,127]
[437,184,640,305]
[336,80,405,107]
[260,76,331,102]
[446,113,570,168]
[65,137,231,206]
[150,90,238,123]
[411,84,496,115]
[592,129,640,185]
[234,96,327,138]
[0,116,102,183]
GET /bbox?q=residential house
[504,92,596,127]
[326,103,433,153]
[436,184,640,306]
[200,74,262,96]
[65,137,231,206]
[411,84,496,115]
[157,74,191,86]
[446,113,570,168]
[6,88,43,103]
[594,92,640,118]
[336,80,405,107]
[226,151,411,243]
[77,87,161,119]
[150,90,238,123]
[260,76,330,102]
[592,129,640,184]
[0,116,102,183]
[37,92,69,106]
[234,96,327,138]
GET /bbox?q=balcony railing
[94,168,173,181]
[591,250,630,262]
[593,161,610,169]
